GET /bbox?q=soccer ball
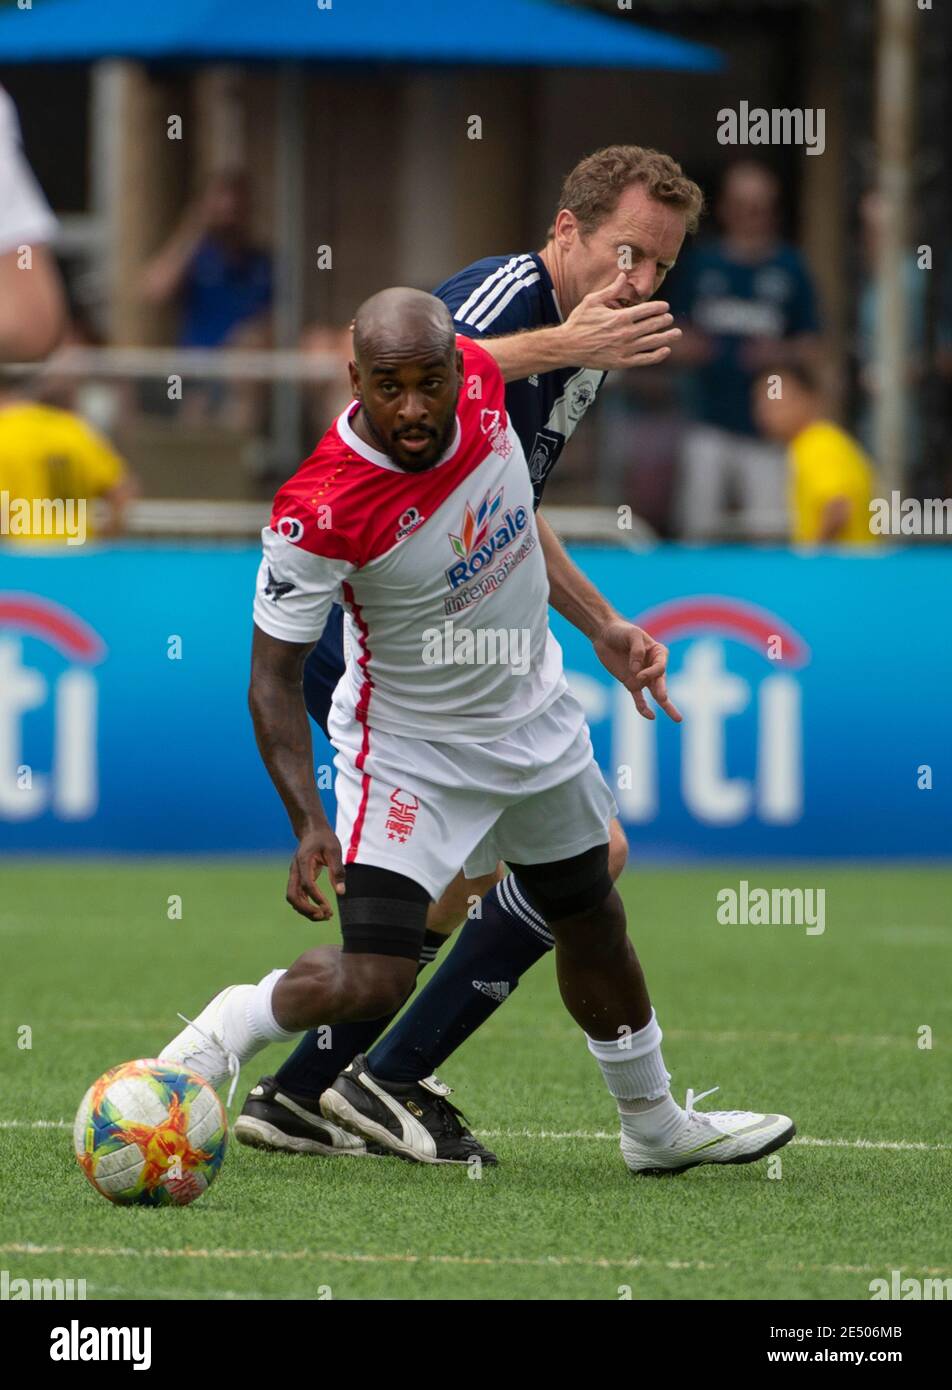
[74,1059,228,1207]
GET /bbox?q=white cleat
[622,1086,796,1176]
[158,985,251,1102]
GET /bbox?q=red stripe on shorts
[342,581,373,862]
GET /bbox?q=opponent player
[238,146,701,1161]
[160,288,795,1177]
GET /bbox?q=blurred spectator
[752,363,877,546]
[668,160,822,539]
[141,172,272,428]
[141,171,272,348]
[0,84,66,362]
[0,373,137,544]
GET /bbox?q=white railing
[124,498,657,542]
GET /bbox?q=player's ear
[348,359,361,400]
[553,207,580,249]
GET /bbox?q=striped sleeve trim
[453,254,539,332]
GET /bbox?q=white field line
[434,1026,931,1050]
[2,1242,951,1279]
[87,1282,284,1301]
[1,1118,949,1153]
[8,1022,927,1046]
[479,1131,952,1152]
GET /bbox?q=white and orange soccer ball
[74,1059,228,1207]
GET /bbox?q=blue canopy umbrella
[0,0,722,71]
[0,0,722,460]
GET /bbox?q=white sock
[586,1011,685,1144]
[222,971,298,1060]
[617,1092,685,1144]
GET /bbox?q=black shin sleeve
[506,843,613,923]
[339,863,431,960]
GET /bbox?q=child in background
[752,363,878,544]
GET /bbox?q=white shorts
[329,689,618,900]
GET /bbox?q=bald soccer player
[161,288,795,1177]
[238,147,711,1163]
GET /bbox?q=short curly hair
[548,145,704,240]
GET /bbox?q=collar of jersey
[337,402,462,473]
[532,249,563,322]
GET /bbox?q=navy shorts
[302,603,346,736]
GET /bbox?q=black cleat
[235,1075,379,1157]
[320,1056,498,1166]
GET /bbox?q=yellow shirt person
[788,420,877,545]
[752,365,878,545]
[0,399,129,545]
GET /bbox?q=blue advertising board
[0,543,948,858]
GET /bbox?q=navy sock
[367,875,554,1084]
[273,929,445,1099]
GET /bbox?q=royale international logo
[0,593,106,822]
[444,487,532,601]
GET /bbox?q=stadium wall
[0,544,947,859]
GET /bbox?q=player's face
[564,184,687,311]
[350,348,463,473]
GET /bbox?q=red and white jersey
[252,337,567,742]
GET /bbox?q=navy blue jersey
[433,252,606,508]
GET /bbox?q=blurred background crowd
[1,0,950,546]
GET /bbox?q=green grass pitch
[1,859,949,1301]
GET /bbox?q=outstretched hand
[593,619,682,723]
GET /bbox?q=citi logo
[610,598,811,826]
[50,1320,151,1369]
[0,594,105,822]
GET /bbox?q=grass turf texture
[1,859,949,1302]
